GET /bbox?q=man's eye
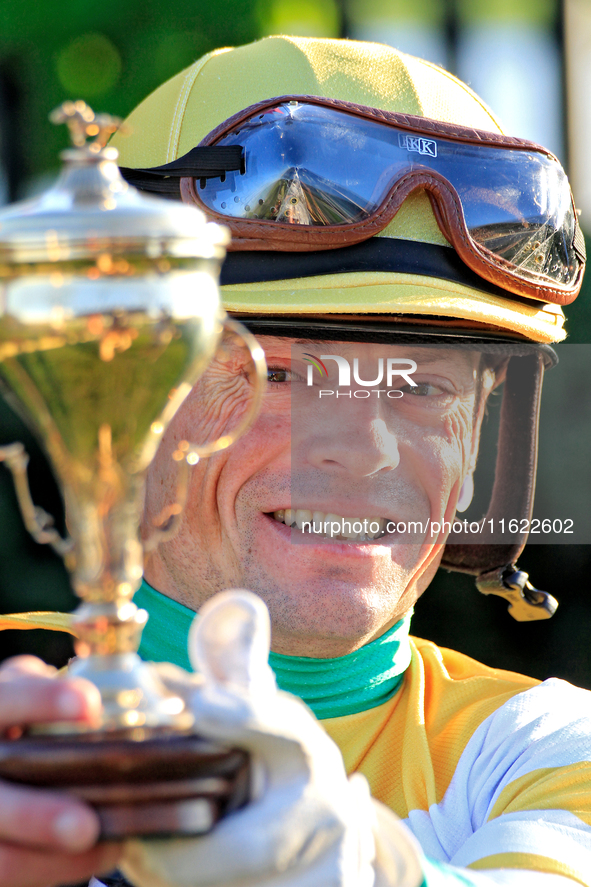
[267,368,291,384]
[406,383,444,396]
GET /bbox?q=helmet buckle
[476,566,558,621]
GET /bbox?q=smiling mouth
[270,509,388,542]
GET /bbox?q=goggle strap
[221,238,530,303]
[118,173,180,195]
[119,145,243,187]
[574,220,587,263]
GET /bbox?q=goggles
[123,96,585,306]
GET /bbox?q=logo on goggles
[398,134,438,157]
[305,355,417,388]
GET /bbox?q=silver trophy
[0,102,265,838]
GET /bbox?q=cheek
[143,426,183,521]
[443,401,475,470]
[144,363,261,512]
[150,401,290,531]
[409,402,475,512]
[183,366,256,452]
[441,405,476,504]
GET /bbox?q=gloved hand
[120,590,424,887]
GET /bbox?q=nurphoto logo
[303,353,418,399]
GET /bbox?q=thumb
[188,589,277,698]
[187,590,334,793]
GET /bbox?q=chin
[259,576,405,654]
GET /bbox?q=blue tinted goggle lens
[196,101,579,289]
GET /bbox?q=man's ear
[489,356,509,390]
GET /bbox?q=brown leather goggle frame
[179,95,584,307]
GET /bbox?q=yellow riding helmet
[111,36,570,345]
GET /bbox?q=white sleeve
[404,680,591,886]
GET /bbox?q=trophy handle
[145,318,267,550]
[184,318,267,459]
[0,442,73,557]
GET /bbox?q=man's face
[143,335,491,657]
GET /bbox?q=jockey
[1,35,589,887]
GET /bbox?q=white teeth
[271,509,388,541]
[343,521,358,539]
[325,514,342,535]
[295,509,312,529]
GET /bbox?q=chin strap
[441,352,558,621]
[475,565,558,621]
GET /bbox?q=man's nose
[304,410,400,478]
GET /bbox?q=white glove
[120,590,424,887]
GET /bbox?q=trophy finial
[49,100,127,149]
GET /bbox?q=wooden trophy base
[0,729,250,839]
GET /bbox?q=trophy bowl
[0,102,265,838]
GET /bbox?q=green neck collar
[134,580,411,720]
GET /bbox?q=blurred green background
[1,0,591,688]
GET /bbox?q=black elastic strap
[119,173,181,195]
[574,220,587,263]
[221,238,534,304]
[119,145,243,191]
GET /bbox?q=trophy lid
[0,101,229,271]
